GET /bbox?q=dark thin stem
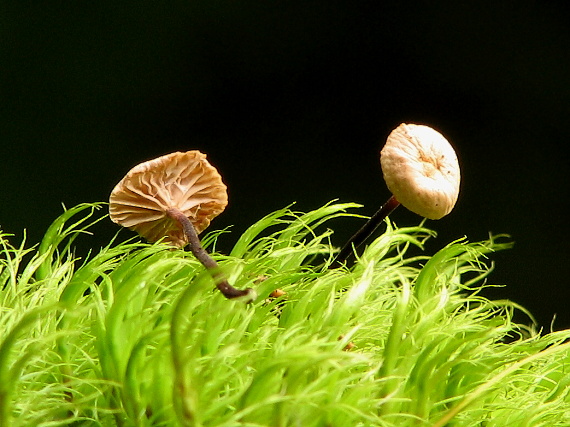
[332,195,401,268]
[166,208,254,300]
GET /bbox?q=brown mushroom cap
[380,123,460,220]
[109,150,228,247]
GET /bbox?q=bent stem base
[166,208,254,301]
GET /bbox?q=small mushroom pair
[109,150,254,301]
[333,123,460,265]
[109,123,460,298]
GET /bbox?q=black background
[2,2,569,329]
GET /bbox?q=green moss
[1,202,569,426]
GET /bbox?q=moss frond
[1,202,570,426]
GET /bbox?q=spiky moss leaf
[230,202,362,261]
[35,203,107,282]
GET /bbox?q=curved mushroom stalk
[333,123,460,267]
[110,150,254,302]
[166,208,254,300]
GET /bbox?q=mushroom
[333,123,460,266]
[109,150,254,301]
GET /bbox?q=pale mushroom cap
[109,150,228,247]
[380,123,460,220]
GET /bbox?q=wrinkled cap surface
[380,123,460,220]
[109,151,228,247]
